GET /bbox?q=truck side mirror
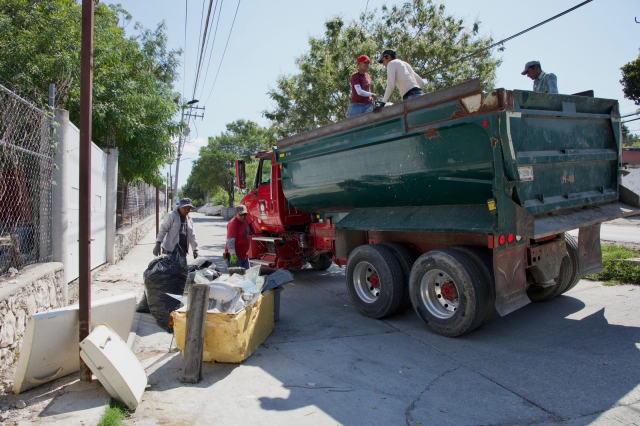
[235,159,246,189]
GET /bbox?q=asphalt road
[9,213,640,426]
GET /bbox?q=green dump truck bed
[274,79,640,238]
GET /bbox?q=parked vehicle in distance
[234,79,640,337]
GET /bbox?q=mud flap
[493,245,530,316]
[578,224,603,275]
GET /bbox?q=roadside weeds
[97,398,130,426]
[585,244,640,285]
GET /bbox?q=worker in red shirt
[224,205,251,269]
[347,55,377,118]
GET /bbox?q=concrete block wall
[114,215,157,262]
[0,263,64,377]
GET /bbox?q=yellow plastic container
[171,290,274,363]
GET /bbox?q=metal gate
[67,123,107,281]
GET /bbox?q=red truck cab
[237,152,335,271]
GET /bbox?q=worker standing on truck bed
[347,55,377,118]
[521,60,558,94]
[378,49,425,103]
[154,198,199,258]
[224,205,251,269]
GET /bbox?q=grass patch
[585,244,640,285]
[97,398,129,426]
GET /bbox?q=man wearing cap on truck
[521,60,558,94]
[153,197,199,258]
[224,205,251,269]
[378,49,425,103]
[347,55,377,118]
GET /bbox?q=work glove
[153,242,161,256]
[372,101,386,113]
[193,250,198,259]
[230,254,238,265]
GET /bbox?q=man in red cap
[347,55,377,118]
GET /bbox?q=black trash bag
[135,292,150,313]
[143,247,188,331]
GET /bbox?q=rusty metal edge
[276,79,483,150]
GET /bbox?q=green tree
[189,120,274,206]
[264,0,501,138]
[621,49,640,105]
[0,1,181,185]
[180,173,207,207]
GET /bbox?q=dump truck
[234,79,640,337]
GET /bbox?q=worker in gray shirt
[153,198,199,258]
[521,60,558,94]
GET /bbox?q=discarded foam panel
[13,293,136,394]
[80,324,147,410]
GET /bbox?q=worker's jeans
[226,258,250,270]
[347,102,373,118]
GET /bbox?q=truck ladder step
[250,259,275,266]
[252,237,282,242]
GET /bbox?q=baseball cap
[357,55,371,63]
[377,49,396,63]
[177,198,195,209]
[235,205,248,215]
[521,60,540,75]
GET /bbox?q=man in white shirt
[378,50,425,103]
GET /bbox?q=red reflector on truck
[507,234,515,244]
[499,235,506,246]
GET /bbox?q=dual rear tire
[526,234,582,302]
[346,244,494,337]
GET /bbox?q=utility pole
[155,186,160,237]
[79,0,94,382]
[173,101,204,202]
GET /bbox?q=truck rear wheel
[561,234,582,293]
[409,249,489,337]
[526,254,572,302]
[346,244,405,319]
[310,254,333,271]
[450,246,497,324]
[380,242,418,313]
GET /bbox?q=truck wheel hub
[420,269,459,319]
[353,261,382,304]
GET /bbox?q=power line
[192,0,216,100]
[424,0,594,76]
[203,0,241,105]
[199,0,225,99]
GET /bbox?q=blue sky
[105,0,640,189]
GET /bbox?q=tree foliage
[0,0,181,185]
[189,120,274,206]
[264,0,501,138]
[621,49,640,106]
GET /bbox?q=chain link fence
[0,84,54,274]
[117,177,166,230]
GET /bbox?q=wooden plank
[179,284,210,384]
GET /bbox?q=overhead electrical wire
[199,0,225,99]
[424,0,594,77]
[192,0,216,100]
[203,0,242,105]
